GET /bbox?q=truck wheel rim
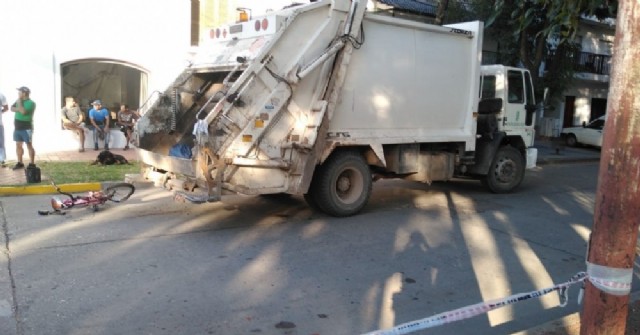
[335,168,363,204]
[495,158,516,183]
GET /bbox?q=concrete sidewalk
[532,137,601,166]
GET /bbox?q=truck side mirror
[478,98,503,114]
[525,104,536,126]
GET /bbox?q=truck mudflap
[526,148,538,169]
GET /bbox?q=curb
[536,157,600,166]
[0,182,102,196]
[0,174,153,197]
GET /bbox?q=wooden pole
[580,0,640,334]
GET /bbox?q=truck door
[504,70,526,129]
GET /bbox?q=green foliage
[36,161,140,185]
[500,0,616,42]
[453,0,616,105]
[543,41,581,105]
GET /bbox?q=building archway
[61,59,148,115]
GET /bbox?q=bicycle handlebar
[50,180,76,203]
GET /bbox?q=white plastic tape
[586,261,633,296]
[362,272,587,335]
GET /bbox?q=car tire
[566,134,578,147]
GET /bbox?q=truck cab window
[524,71,534,105]
[507,70,524,103]
[481,75,496,99]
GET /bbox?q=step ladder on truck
[134,0,538,217]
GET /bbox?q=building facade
[0,0,190,156]
[543,19,614,137]
[481,18,615,137]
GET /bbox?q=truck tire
[311,151,372,217]
[483,145,525,193]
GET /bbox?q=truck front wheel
[483,145,525,193]
[311,151,372,217]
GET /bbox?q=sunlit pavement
[1,161,635,335]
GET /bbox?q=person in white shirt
[61,96,86,152]
[0,91,8,167]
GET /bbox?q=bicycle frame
[51,190,109,211]
[39,181,135,215]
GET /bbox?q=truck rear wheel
[311,151,372,217]
[483,145,525,193]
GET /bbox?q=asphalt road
[0,162,637,335]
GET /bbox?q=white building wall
[0,0,190,157]
[544,20,614,136]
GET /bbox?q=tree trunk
[434,0,449,25]
[580,0,640,334]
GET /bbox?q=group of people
[61,98,139,152]
[0,87,139,170]
[0,87,36,170]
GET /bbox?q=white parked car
[561,115,605,147]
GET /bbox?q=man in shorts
[11,86,36,170]
[61,96,86,152]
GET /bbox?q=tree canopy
[450,0,617,105]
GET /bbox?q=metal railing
[574,51,611,75]
[137,90,164,116]
[484,50,611,76]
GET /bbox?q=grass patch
[36,161,141,184]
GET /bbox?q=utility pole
[580,0,640,334]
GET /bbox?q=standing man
[88,100,110,151]
[0,91,8,167]
[11,86,36,170]
[61,96,86,152]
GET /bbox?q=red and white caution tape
[362,272,588,335]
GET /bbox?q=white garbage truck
[135,0,538,217]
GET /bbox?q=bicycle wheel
[104,183,135,202]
